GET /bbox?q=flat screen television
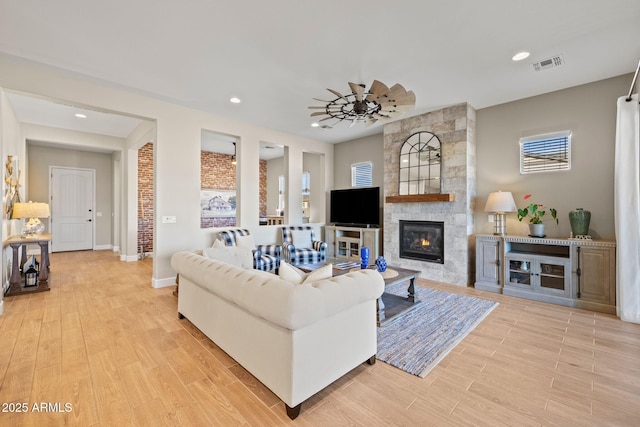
[330,187,380,227]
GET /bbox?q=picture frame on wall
[200,189,236,218]
[4,155,21,219]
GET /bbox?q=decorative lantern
[24,265,38,287]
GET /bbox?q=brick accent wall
[200,151,267,228]
[138,142,154,253]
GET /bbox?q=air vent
[532,55,564,72]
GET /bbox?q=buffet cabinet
[475,235,616,314]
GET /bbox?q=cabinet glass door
[508,259,531,285]
[539,262,566,291]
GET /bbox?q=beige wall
[26,143,114,247]
[475,73,631,240]
[333,133,384,191]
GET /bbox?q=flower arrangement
[517,194,558,224]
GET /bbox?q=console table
[4,233,51,296]
[475,234,616,314]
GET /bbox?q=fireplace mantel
[385,194,455,203]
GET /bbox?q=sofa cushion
[279,261,332,285]
[202,246,253,269]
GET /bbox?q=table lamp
[11,201,50,237]
[484,191,516,235]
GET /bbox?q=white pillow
[212,239,226,248]
[202,246,253,269]
[278,261,332,285]
[304,264,333,283]
[290,229,312,249]
[235,234,256,250]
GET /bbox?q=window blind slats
[520,132,571,174]
[352,162,373,187]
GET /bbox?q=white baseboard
[0,300,3,316]
[152,276,176,289]
[112,246,120,253]
[120,254,139,262]
[94,244,112,251]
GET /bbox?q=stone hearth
[383,103,476,286]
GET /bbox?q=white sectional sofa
[170,251,384,419]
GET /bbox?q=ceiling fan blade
[313,98,334,103]
[367,80,389,97]
[327,88,347,101]
[310,111,329,117]
[308,106,330,109]
[348,82,365,102]
[364,115,379,126]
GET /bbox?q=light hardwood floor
[1,250,639,426]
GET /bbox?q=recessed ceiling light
[512,51,530,61]
[75,113,87,118]
[311,122,320,127]
[229,97,241,104]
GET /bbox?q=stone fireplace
[383,103,476,286]
[399,220,444,264]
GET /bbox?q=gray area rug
[377,283,498,377]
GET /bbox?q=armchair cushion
[218,228,281,273]
[290,229,312,250]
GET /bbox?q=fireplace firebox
[399,220,444,264]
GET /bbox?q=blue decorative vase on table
[375,256,387,273]
[360,247,370,269]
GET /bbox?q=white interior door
[50,167,95,252]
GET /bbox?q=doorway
[50,166,95,252]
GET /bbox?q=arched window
[399,131,441,195]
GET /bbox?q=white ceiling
[1,1,639,145]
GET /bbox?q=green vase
[569,208,591,236]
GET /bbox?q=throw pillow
[290,229,312,249]
[212,239,226,248]
[303,264,333,284]
[235,234,256,250]
[278,261,306,285]
[202,246,254,269]
[278,261,332,285]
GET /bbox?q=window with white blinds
[351,162,373,187]
[519,131,571,174]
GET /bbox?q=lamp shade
[484,191,516,213]
[11,202,50,219]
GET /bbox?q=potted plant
[516,194,558,237]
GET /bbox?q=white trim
[94,244,112,251]
[112,245,120,252]
[121,254,139,262]
[152,276,175,288]
[0,300,4,316]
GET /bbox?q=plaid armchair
[281,226,327,266]
[218,228,281,273]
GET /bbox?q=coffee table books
[332,260,361,270]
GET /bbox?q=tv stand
[324,225,381,261]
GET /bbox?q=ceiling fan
[308,80,416,128]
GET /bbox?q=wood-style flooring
[1,250,639,426]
